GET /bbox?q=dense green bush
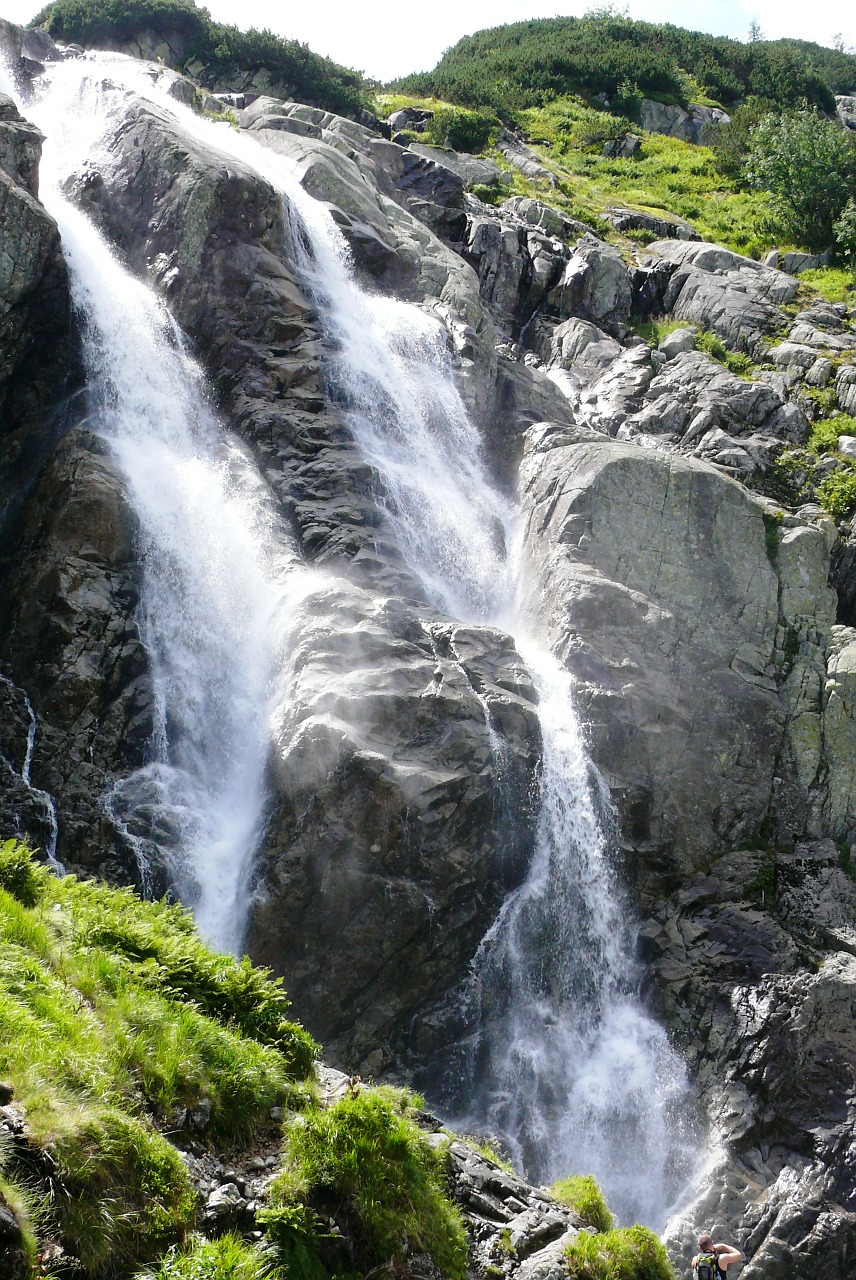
[31,0,368,118]
[552,1174,614,1232]
[421,106,499,153]
[263,1090,468,1279]
[393,14,841,117]
[746,109,856,251]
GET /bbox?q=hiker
[692,1233,743,1277]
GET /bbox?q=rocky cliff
[0,23,855,1279]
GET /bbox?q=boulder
[836,94,856,131]
[247,593,541,1067]
[644,239,800,354]
[519,424,785,878]
[496,128,557,185]
[547,234,633,337]
[410,142,506,190]
[640,99,730,143]
[602,206,700,241]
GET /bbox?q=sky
[2,0,855,82]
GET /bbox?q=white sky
[1,0,854,82]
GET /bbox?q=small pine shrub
[421,106,499,153]
[552,1175,613,1233]
[808,419,843,454]
[565,1224,676,1279]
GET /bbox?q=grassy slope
[0,839,316,1276]
[376,91,777,256]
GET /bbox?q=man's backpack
[695,1252,722,1280]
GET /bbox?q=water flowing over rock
[2,36,856,1274]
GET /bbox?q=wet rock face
[69,90,543,1063]
[519,425,784,880]
[248,593,541,1068]
[1,428,152,880]
[647,845,856,1279]
[0,94,74,542]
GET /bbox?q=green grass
[632,318,695,347]
[565,1224,676,1279]
[0,841,317,1276]
[798,267,856,306]
[136,1234,279,1280]
[262,1090,467,1280]
[695,329,755,376]
[552,1175,614,1233]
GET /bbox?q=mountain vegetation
[29,0,369,117]
[393,13,855,117]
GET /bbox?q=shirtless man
[691,1233,743,1277]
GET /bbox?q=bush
[746,109,856,250]
[421,106,499,153]
[696,330,754,375]
[565,1225,676,1279]
[552,1175,613,1233]
[0,839,45,907]
[816,470,856,521]
[264,1091,468,1280]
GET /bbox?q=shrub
[696,330,754,375]
[421,106,499,153]
[552,1175,614,1233]
[264,1091,468,1279]
[808,419,843,454]
[746,108,856,250]
[565,1224,676,1279]
[816,469,856,521]
[0,839,46,907]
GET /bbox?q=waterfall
[23,53,695,1225]
[17,66,310,954]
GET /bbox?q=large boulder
[519,421,856,867]
[246,588,541,1067]
[643,239,800,355]
[519,423,785,881]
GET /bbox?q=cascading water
[13,64,312,953]
[20,52,696,1224]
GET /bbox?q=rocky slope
[0,22,855,1278]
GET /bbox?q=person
[691,1233,743,1277]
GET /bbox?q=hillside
[393,14,854,115]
